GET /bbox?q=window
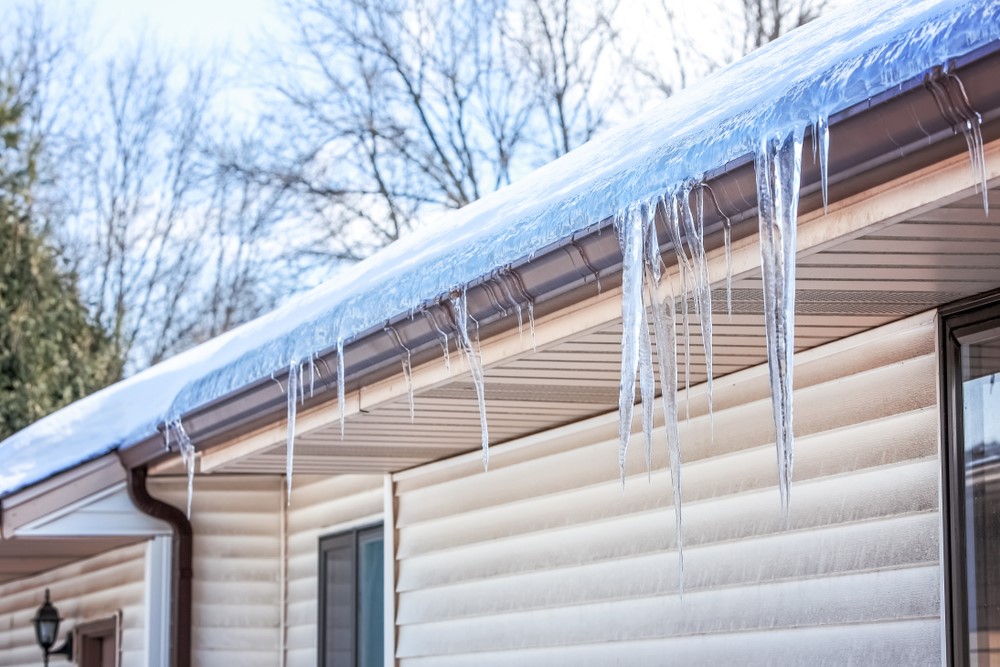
[75,615,119,667]
[318,524,384,667]
[943,297,1000,666]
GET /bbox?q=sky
[62,0,278,55]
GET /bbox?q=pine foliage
[0,84,121,440]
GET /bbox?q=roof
[1,0,998,496]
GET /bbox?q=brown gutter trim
[125,465,192,667]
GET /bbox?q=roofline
[1,454,126,538]
[101,43,1000,475]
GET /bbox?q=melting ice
[755,126,804,515]
[454,290,490,468]
[285,362,300,503]
[165,419,197,518]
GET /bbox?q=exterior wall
[0,541,147,666]
[150,475,283,667]
[284,474,385,667]
[391,311,943,665]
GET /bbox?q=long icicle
[645,206,685,594]
[616,206,645,488]
[664,194,695,421]
[817,114,830,214]
[680,184,714,428]
[454,289,490,469]
[169,419,197,519]
[639,304,656,481]
[285,362,299,503]
[755,126,804,515]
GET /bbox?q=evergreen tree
[0,81,121,440]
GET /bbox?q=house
[1,0,999,665]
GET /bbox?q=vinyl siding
[150,475,283,667]
[284,474,384,667]
[392,311,943,665]
[0,541,147,667]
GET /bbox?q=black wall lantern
[32,589,73,665]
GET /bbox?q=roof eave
[116,42,1000,475]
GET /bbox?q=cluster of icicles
[614,126,806,593]
[163,105,989,600]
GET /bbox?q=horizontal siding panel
[394,313,943,663]
[397,352,936,527]
[397,511,939,624]
[399,619,940,666]
[0,542,147,667]
[152,476,282,663]
[283,474,384,667]
[397,407,937,559]
[397,566,939,656]
[394,314,935,497]
[398,458,939,591]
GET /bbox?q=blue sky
[72,0,277,55]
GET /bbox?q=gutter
[125,465,192,667]
[119,42,1000,472]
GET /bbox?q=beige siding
[0,541,147,667]
[393,311,943,665]
[285,474,384,667]
[150,475,283,667]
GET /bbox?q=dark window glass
[945,302,1000,666]
[319,525,384,667]
[358,529,384,667]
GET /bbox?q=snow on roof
[1,0,997,496]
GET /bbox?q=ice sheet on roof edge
[0,0,997,500]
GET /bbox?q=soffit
[0,536,145,585]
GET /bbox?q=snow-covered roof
[1,0,997,496]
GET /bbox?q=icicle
[299,362,306,405]
[755,126,804,515]
[703,184,734,320]
[526,300,537,350]
[637,203,657,481]
[960,112,989,214]
[663,195,694,421]
[308,355,318,398]
[644,205,685,593]
[680,185,714,428]
[401,356,415,422]
[427,313,452,371]
[285,362,299,503]
[646,271,684,595]
[616,207,644,489]
[386,325,416,423]
[496,273,526,342]
[817,114,830,214]
[453,290,490,468]
[167,419,197,519]
[639,305,656,481]
[337,338,346,439]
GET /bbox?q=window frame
[940,291,1000,667]
[74,614,120,667]
[317,522,384,667]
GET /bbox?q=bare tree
[628,0,828,103]
[226,0,623,263]
[741,0,826,52]
[502,0,625,158]
[44,41,290,369]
